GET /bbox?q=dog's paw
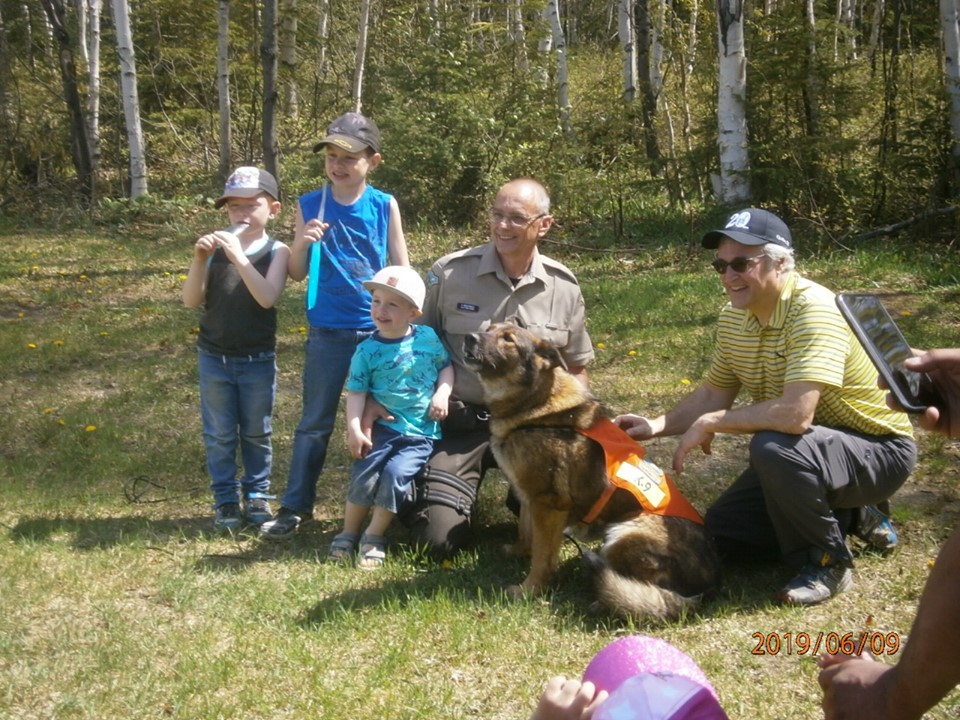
[505,583,527,600]
[502,541,531,558]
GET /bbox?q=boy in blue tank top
[262,112,410,539]
[182,167,290,532]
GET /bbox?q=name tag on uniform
[457,303,480,312]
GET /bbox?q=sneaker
[777,563,853,605]
[243,496,274,527]
[259,508,304,540]
[855,505,898,553]
[213,502,242,532]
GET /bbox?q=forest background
[4,0,960,244]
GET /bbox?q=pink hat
[583,635,728,720]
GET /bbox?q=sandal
[326,532,359,564]
[357,534,388,569]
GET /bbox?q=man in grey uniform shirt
[400,177,594,560]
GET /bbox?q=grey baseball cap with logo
[214,166,280,208]
[701,208,792,249]
[313,112,381,154]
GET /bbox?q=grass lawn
[2,213,960,719]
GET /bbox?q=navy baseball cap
[313,112,381,154]
[701,208,792,249]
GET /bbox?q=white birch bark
[280,0,298,116]
[352,0,371,113]
[941,0,960,178]
[217,0,231,182]
[715,0,750,203]
[75,0,88,65]
[509,0,528,71]
[619,0,637,103]
[84,0,101,172]
[110,0,147,198]
[649,0,665,100]
[544,0,571,136]
[317,0,329,78]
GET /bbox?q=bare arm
[216,234,290,309]
[345,390,372,459]
[568,365,588,388]
[288,203,329,281]
[386,196,409,266]
[819,522,960,719]
[181,235,217,308]
[429,364,455,420]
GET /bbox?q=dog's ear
[505,314,527,330]
[536,338,567,371]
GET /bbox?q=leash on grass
[123,475,203,504]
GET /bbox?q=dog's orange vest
[576,418,704,525]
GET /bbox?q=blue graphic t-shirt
[299,185,393,329]
[345,325,451,439]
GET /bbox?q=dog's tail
[584,551,700,623]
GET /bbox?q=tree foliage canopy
[0,0,955,240]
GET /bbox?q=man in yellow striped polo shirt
[615,208,917,606]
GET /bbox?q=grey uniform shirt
[422,242,594,406]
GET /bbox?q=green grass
[2,218,960,718]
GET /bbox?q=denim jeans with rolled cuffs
[280,326,373,516]
[198,349,277,509]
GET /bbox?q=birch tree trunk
[804,0,820,136]
[636,2,662,163]
[352,0,371,113]
[261,0,279,177]
[316,0,329,80]
[940,0,960,189]
[619,0,637,102]
[715,0,750,204]
[85,0,102,172]
[40,0,94,202]
[217,0,232,183]
[111,0,147,198]
[280,0,298,116]
[544,0,571,136]
[509,0,528,71]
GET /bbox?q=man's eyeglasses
[711,255,765,274]
[489,209,546,228]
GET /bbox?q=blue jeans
[198,349,277,509]
[348,425,434,513]
[281,326,372,515]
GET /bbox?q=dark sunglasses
[711,255,765,274]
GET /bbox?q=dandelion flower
[43,407,53,414]
[681,379,692,385]
[99,331,109,337]
[27,343,37,349]
[85,425,97,432]
[54,340,63,346]
[628,350,637,357]
[596,342,606,350]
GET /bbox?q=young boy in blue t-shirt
[329,265,453,567]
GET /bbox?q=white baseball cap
[363,265,426,311]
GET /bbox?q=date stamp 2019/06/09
[751,631,902,656]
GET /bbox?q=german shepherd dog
[462,322,721,623]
